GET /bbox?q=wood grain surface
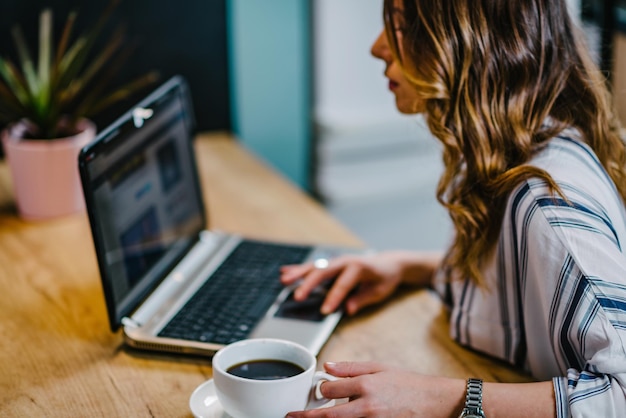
[0,133,532,417]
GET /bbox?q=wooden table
[0,133,532,417]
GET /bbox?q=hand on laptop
[279,251,442,316]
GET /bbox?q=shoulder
[501,131,626,274]
[508,131,624,227]
[528,130,617,196]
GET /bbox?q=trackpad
[274,285,329,322]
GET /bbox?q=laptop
[79,75,363,356]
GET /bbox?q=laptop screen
[79,77,206,330]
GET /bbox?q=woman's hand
[286,361,465,418]
[280,251,442,316]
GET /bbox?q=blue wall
[228,0,312,190]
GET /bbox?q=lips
[388,80,400,90]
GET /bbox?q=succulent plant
[0,0,158,139]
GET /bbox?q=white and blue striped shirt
[435,130,626,417]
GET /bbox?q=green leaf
[62,27,124,106]
[11,25,39,99]
[56,36,87,89]
[56,1,120,94]
[49,11,76,96]
[0,57,30,106]
[37,9,53,111]
[53,12,76,73]
[79,71,159,118]
[0,78,27,115]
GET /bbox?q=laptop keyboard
[158,240,312,345]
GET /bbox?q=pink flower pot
[1,119,96,221]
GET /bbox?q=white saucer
[189,379,230,418]
[189,379,335,418]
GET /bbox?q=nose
[370,29,391,63]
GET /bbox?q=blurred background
[0,0,623,252]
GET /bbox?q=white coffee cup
[212,338,337,418]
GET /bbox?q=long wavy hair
[384,0,626,285]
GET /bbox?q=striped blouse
[433,130,626,417]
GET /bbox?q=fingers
[281,255,370,312]
[280,262,342,301]
[344,283,388,315]
[324,361,388,378]
[286,401,356,418]
[285,362,391,418]
[280,263,314,284]
[320,264,362,314]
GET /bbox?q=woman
[283,0,626,417]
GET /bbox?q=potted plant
[0,1,158,220]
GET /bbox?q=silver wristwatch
[458,378,486,418]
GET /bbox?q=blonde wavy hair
[384,0,626,285]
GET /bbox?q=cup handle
[306,371,339,410]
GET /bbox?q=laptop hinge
[122,317,142,328]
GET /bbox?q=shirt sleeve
[554,370,626,417]
[550,279,626,418]
[517,175,626,416]
[537,199,626,418]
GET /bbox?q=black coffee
[226,359,305,380]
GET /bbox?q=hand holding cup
[212,338,337,418]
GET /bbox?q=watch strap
[459,378,485,418]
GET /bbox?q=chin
[396,106,422,115]
[395,99,424,115]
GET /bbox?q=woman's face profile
[370,1,424,115]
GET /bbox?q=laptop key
[158,240,312,344]
[246,292,278,320]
